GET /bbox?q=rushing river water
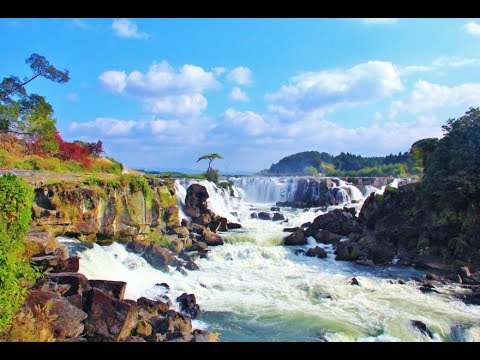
[60,177,480,342]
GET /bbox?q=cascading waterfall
[71,176,480,342]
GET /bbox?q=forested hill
[262,150,418,177]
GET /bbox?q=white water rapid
[65,177,480,342]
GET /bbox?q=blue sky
[1,18,480,173]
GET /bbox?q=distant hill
[262,150,419,177]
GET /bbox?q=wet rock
[186,240,208,251]
[271,206,280,212]
[58,256,80,273]
[301,222,312,229]
[250,213,258,219]
[398,279,406,285]
[150,310,192,335]
[170,226,190,239]
[425,273,442,281]
[169,238,184,254]
[135,320,152,337]
[305,209,363,237]
[88,280,126,300]
[419,286,440,294]
[167,331,194,342]
[126,241,146,254]
[459,266,472,279]
[125,336,147,342]
[142,243,177,272]
[176,267,188,276]
[349,277,360,286]
[185,260,199,271]
[82,288,138,341]
[228,222,242,229]
[312,229,342,244]
[156,283,170,290]
[411,320,433,339]
[283,227,298,233]
[202,228,224,246]
[184,184,210,219]
[48,272,91,297]
[192,329,211,342]
[283,229,307,246]
[294,249,305,256]
[137,297,169,314]
[411,276,423,282]
[176,293,200,318]
[181,219,191,228]
[258,212,272,221]
[305,246,328,259]
[356,259,374,266]
[272,212,285,221]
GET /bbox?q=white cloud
[65,93,79,102]
[359,18,398,25]
[223,108,270,136]
[229,87,250,102]
[463,21,480,36]
[212,67,227,76]
[227,66,253,85]
[69,118,140,136]
[112,18,149,39]
[390,80,480,117]
[400,56,480,75]
[266,60,403,117]
[99,61,219,116]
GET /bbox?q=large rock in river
[283,229,307,246]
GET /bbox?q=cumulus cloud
[359,18,398,25]
[229,87,250,102]
[112,18,149,39]
[223,108,270,136]
[266,61,403,117]
[99,61,219,116]
[390,80,480,117]
[69,118,140,136]
[212,67,227,76]
[227,66,253,85]
[463,21,480,36]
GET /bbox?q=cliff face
[31,177,179,244]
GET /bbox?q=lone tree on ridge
[197,153,223,172]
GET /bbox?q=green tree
[0,53,69,138]
[197,153,223,172]
[0,174,39,333]
[410,138,439,169]
[303,166,319,176]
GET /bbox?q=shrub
[3,303,57,342]
[0,174,39,334]
[203,169,219,184]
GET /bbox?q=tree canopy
[197,153,223,172]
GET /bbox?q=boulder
[272,212,285,221]
[349,277,360,286]
[126,241,146,254]
[150,310,192,335]
[170,226,190,239]
[356,259,374,266]
[305,209,363,237]
[305,246,328,259]
[57,256,80,273]
[184,184,210,219]
[88,280,126,300]
[202,228,224,246]
[24,289,88,340]
[192,329,211,342]
[176,293,200,318]
[283,229,307,246]
[312,229,342,244]
[258,212,272,220]
[228,222,242,229]
[169,238,184,254]
[270,207,280,212]
[250,213,258,219]
[142,243,177,272]
[411,320,433,339]
[48,272,91,297]
[185,260,200,271]
[135,320,152,337]
[283,227,299,233]
[83,288,138,341]
[137,297,169,314]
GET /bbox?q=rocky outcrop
[30,177,179,244]
[283,229,307,246]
